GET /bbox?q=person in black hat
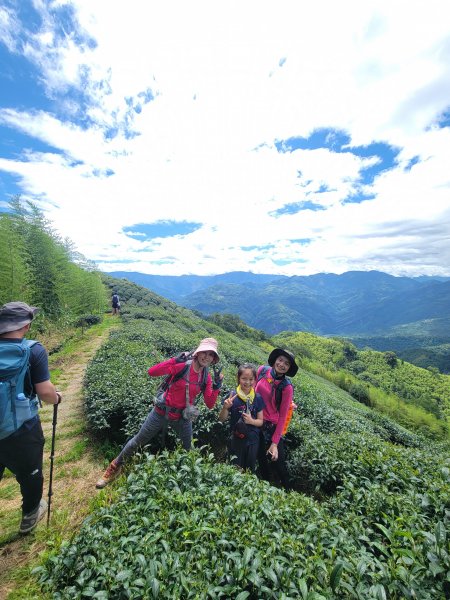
[0,301,61,534]
[255,348,298,490]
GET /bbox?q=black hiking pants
[258,425,291,490]
[0,419,45,514]
[229,436,259,473]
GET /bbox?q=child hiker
[96,338,223,488]
[219,363,264,473]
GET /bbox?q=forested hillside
[36,275,450,599]
[0,198,107,331]
[273,331,450,435]
[111,270,450,373]
[112,270,450,337]
[349,317,450,374]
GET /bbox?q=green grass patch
[1,466,14,479]
[48,315,121,385]
[0,508,21,545]
[53,424,86,439]
[53,439,89,465]
[0,482,18,500]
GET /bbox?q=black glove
[212,365,223,390]
[174,351,192,363]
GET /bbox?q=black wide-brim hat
[268,348,298,377]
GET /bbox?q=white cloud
[0,0,450,276]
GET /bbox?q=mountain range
[109,270,450,336]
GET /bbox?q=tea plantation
[38,294,450,598]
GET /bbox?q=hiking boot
[19,499,47,534]
[95,460,122,489]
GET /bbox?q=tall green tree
[0,211,29,302]
[1,196,107,318]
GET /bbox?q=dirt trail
[0,324,116,599]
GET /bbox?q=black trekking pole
[47,402,59,527]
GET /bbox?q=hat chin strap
[192,357,202,372]
[270,367,285,379]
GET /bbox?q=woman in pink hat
[96,338,223,489]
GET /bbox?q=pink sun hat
[193,337,220,364]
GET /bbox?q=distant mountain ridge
[109,271,282,301]
[108,270,450,336]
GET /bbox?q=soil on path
[0,323,117,599]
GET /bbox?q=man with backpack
[111,292,120,315]
[0,301,61,534]
[255,348,298,490]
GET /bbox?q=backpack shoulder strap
[171,361,191,385]
[200,366,208,392]
[280,376,292,390]
[170,360,208,392]
[275,376,292,410]
[257,365,270,382]
[25,340,38,392]
[161,361,190,392]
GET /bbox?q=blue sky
[0,0,450,276]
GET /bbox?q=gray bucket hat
[0,301,40,334]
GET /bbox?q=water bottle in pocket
[15,393,33,423]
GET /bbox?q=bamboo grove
[0,197,107,323]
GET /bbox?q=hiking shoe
[96,460,122,489]
[19,499,47,534]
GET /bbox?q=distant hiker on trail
[0,302,62,534]
[96,337,224,488]
[111,292,120,315]
[255,348,298,490]
[219,363,264,473]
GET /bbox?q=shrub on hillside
[36,450,450,600]
[347,360,366,375]
[348,383,372,406]
[74,314,102,328]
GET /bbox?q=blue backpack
[0,339,39,440]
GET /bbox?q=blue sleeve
[256,393,265,411]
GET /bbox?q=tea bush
[60,280,450,598]
[83,317,268,448]
[37,450,450,599]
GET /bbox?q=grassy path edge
[0,315,120,599]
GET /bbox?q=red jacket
[148,358,219,410]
